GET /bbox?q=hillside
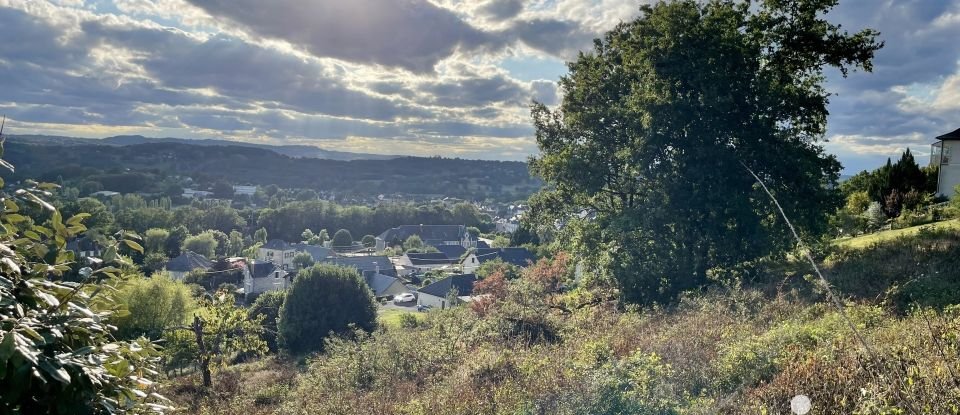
[4,141,540,201]
[166,228,960,414]
[6,134,396,161]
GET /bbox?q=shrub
[331,229,353,250]
[114,273,196,340]
[249,291,285,352]
[279,264,377,354]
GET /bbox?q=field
[832,218,960,249]
[377,308,427,329]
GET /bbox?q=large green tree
[278,264,376,354]
[528,0,881,304]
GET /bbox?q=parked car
[393,292,416,304]
[417,304,433,312]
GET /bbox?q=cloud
[183,0,504,72]
[480,0,524,21]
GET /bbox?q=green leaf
[122,239,144,254]
[38,360,71,384]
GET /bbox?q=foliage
[403,235,423,251]
[113,273,196,340]
[475,258,522,281]
[144,228,170,254]
[529,0,881,304]
[490,235,510,248]
[188,292,267,387]
[292,251,315,269]
[182,231,218,258]
[278,264,377,355]
[331,229,353,250]
[253,227,268,245]
[360,234,376,248]
[0,147,169,413]
[248,291,285,352]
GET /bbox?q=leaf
[39,360,71,384]
[66,213,90,226]
[122,239,144,254]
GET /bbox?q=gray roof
[419,274,476,298]
[434,245,467,259]
[290,243,332,260]
[323,256,397,278]
[364,273,401,296]
[472,248,535,267]
[249,260,286,279]
[378,225,466,247]
[166,250,212,272]
[406,252,457,266]
[937,128,960,141]
[262,239,289,250]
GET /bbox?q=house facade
[932,128,960,198]
[364,273,407,298]
[257,239,334,270]
[460,247,535,274]
[243,260,289,299]
[417,274,476,309]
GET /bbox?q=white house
[182,188,213,199]
[257,239,334,270]
[243,260,289,300]
[365,273,407,298]
[932,128,960,198]
[417,274,476,310]
[460,247,535,274]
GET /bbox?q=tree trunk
[192,315,212,388]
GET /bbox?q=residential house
[375,224,475,251]
[399,252,459,273]
[243,260,290,299]
[165,250,213,281]
[66,236,103,259]
[322,256,398,278]
[257,239,296,269]
[89,190,120,198]
[418,273,477,309]
[257,239,334,270]
[460,247,535,274]
[365,273,407,298]
[932,128,960,198]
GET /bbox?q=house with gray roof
[375,225,475,251]
[243,259,290,299]
[364,273,406,298]
[932,127,960,197]
[165,250,213,281]
[417,274,477,309]
[460,247,535,274]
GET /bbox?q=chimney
[374,262,380,275]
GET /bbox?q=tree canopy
[278,264,377,354]
[528,0,882,304]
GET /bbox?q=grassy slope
[377,308,426,329]
[166,229,960,414]
[832,218,960,249]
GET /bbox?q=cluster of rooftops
[67,225,535,306]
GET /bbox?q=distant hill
[3,140,540,202]
[6,134,396,161]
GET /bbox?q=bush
[331,229,353,251]
[279,264,377,354]
[249,291,285,352]
[114,273,196,340]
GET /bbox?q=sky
[0,0,958,173]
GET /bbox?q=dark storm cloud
[422,75,529,107]
[481,0,525,21]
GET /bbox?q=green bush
[278,264,376,354]
[249,291,285,352]
[114,273,196,340]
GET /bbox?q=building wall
[257,247,294,269]
[381,280,407,298]
[418,292,449,309]
[938,141,960,197]
[461,254,480,274]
